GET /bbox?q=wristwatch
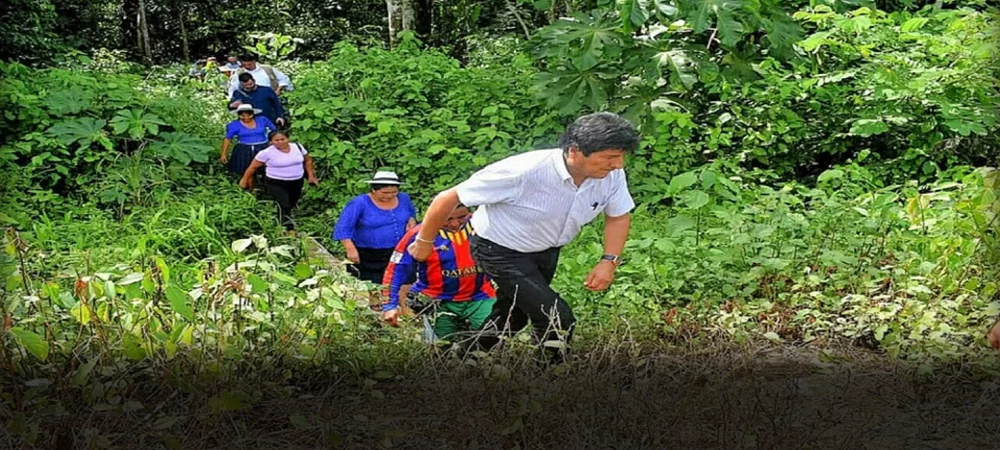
[600,254,622,267]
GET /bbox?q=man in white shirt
[227,54,293,97]
[407,112,638,362]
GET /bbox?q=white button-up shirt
[455,148,634,253]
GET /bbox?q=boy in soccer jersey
[381,204,496,340]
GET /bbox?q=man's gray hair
[557,112,639,156]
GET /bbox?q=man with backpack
[229,73,286,127]
[227,53,293,97]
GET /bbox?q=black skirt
[348,247,394,285]
[228,142,268,176]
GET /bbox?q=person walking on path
[229,73,286,127]
[239,129,318,234]
[228,53,293,97]
[406,112,638,363]
[381,203,496,341]
[220,104,277,177]
[333,171,418,285]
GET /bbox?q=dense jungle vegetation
[1,0,999,448]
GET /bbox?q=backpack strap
[261,64,280,91]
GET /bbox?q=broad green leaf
[817,169,845,182]
[70,302,92,325]
[901,17,929,33]
[165,285,194,321]
[653,0,678,17]
[849,119,889,137]
[688,0,714,33]
[668,171,698,194]
[666,215,696,235]
[680,190,711,209]
[71,358,98,387]
[799,31,833,52]
[118,272,145,285]
[655,49,697,90]
[715,8,744,47]
[43,90,95,116]
[10,328,49,361]
[148,132,212,164]
[46,118,111,150]
[247,273,268,293]
[231,239,253,254]
[621,0,649,32]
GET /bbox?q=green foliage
[0,0,65,63]
[557,164,999,360]
[242,32,305,61]
[284,40,573,213]
[0,61,223,214]
[532,3,1000,181]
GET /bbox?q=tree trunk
[386,0,403,47]
[137,0,153,64]
[178,8,190,63]
[401,0,417,34]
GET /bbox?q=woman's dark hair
[268,129,289,141]
[369,183,399,192]
[237,72,254,82]
[240,53,258,62]
[557,112,639,156]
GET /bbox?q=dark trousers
[264,177,303,230]
[348,247,395,284]
[470,235,576,351]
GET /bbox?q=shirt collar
[550,149,572,182]
[549,148,597,190]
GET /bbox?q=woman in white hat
[333,171,417,285]
[220,103,277,178]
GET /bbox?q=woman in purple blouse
[240,130,318,234]
[333,171,417,284]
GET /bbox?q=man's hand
[307,175,319,186]
[406,240,434,262]
[382,308,400,327]
[987,319,1000,350]
[229,100,241,109]
[346,248,360,264]
[584,260,616,291]
[220,154,228,164]
[238,177,251,190]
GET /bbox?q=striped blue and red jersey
[381,222,495,311]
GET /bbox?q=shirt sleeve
[253,147,272,163]
[260,116,276,133]
[401,193,417,220]
[381,229,419,310]
[228,75,239,97]
[604,170,635,217]
[455,162,524,207]
[273,67,292,90]
[225,121,240,140]
[333,197,363,241]
[271,88,286,118]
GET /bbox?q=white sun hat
[365,171,401,185]
[232,103,262,115]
